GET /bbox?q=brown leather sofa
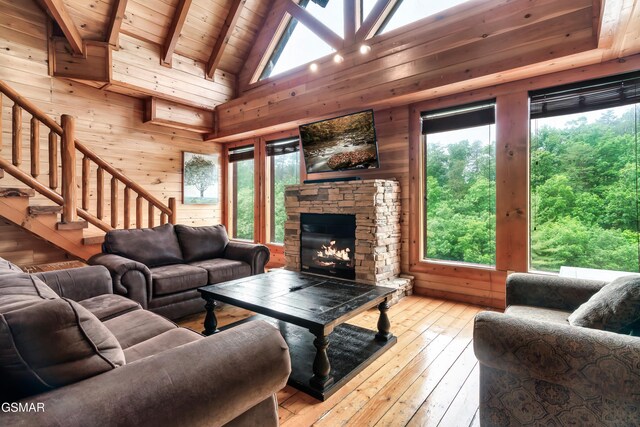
[88,223,269,320]
[0,258,290,427]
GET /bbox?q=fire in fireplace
[300,213,356,280]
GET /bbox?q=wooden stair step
[29,205,63,215]
[56,221,89,230]
[82,235,105,246]
[0,187,35,198]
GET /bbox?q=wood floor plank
[436,364,481,427]
[177,295,488,427]
[373,318,477,427]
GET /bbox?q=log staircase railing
[0,80,177,232]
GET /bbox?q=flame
[316,240,351,266]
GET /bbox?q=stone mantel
[284,180,411,298]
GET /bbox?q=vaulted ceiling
[35,0,640,140]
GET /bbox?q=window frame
[225,139,259,242]
[223,130,306,266]
[408,92,530,287]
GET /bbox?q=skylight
[260,0,342,80]
[378,0,471,35]
[361,0,377,24]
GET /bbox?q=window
[266,138,301,244]
[530,73,640,273]
[260,0,342,79]
[378,0,471,35]
[228,145,255,241]
[422,101,497,265]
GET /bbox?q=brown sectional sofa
[0,258,290,427]
[89,223,269,320]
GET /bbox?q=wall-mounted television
[299,109,379,174]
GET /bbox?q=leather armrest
[88,253,152,308]
[35,266,112,301]
[2,321,291,427]
[223,241,270,275]
[506,273,607,311]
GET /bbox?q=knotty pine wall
[0,0,223,265]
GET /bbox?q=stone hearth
[284,179,412,302]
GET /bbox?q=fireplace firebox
[300,213,356,280]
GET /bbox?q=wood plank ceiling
[35,0,640,139]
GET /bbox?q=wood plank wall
[0,0,224,262]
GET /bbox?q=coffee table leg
[203,296,219,335]
[375,300,393,342]
[310,334,334,390]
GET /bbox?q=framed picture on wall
[183,152,220,204]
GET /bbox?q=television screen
[299,110,379,174]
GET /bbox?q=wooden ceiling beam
[355,0,399,43]
[107,0,129,47]
[161,0,193,67]
[284,0,343,50]
[344,0,357,46]
[237,0,290,91]
[206,0,246,79]
[41,0,84,55]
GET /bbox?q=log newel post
[169,197,177,224]
[61,114,77,223]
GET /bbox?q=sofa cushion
[103,223,183,267]
[189,259,251,285]
[124,328,202,363]
[104,309,177,349]
[151,264,208,296]
[175,224,230,262]
[569,275,640,335]
[0,298,124,400]
[0,273,59,314]
[78,294,141,321]
[505,305,570,325]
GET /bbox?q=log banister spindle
[96,166,104,219]
[169,197,177,224]
[60,115,77,223]
[48,132,58,189]
[12,104,21,166]
[111,177,119,228]
[124,187,131,229]
[136,195,143,229]
[30,117,39,178]
[0,95,3,153]
[148,204,155,228]
[82,156,90,210]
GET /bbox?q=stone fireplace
[284,179,412,301]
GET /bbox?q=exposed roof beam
[237,0,290,91]
[161,0,193,67]
[284,0,343,51]
[344,0,357,46]
[107,0,129,47]
[355,0,398,43]
[206,0,246,79]
[41,0,84,55]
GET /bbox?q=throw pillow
[0,298,125,400]
[568,275,640,335]
[175,224,230,262]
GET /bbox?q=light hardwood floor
[178,295,487,427]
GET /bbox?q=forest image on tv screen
[300,111,378,173]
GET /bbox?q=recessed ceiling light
[333,53,344,63]
[359,44,371,54]
[309,62,318,72]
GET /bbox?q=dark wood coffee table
[198,269,396,400]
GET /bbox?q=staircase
[0,80,177,261]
